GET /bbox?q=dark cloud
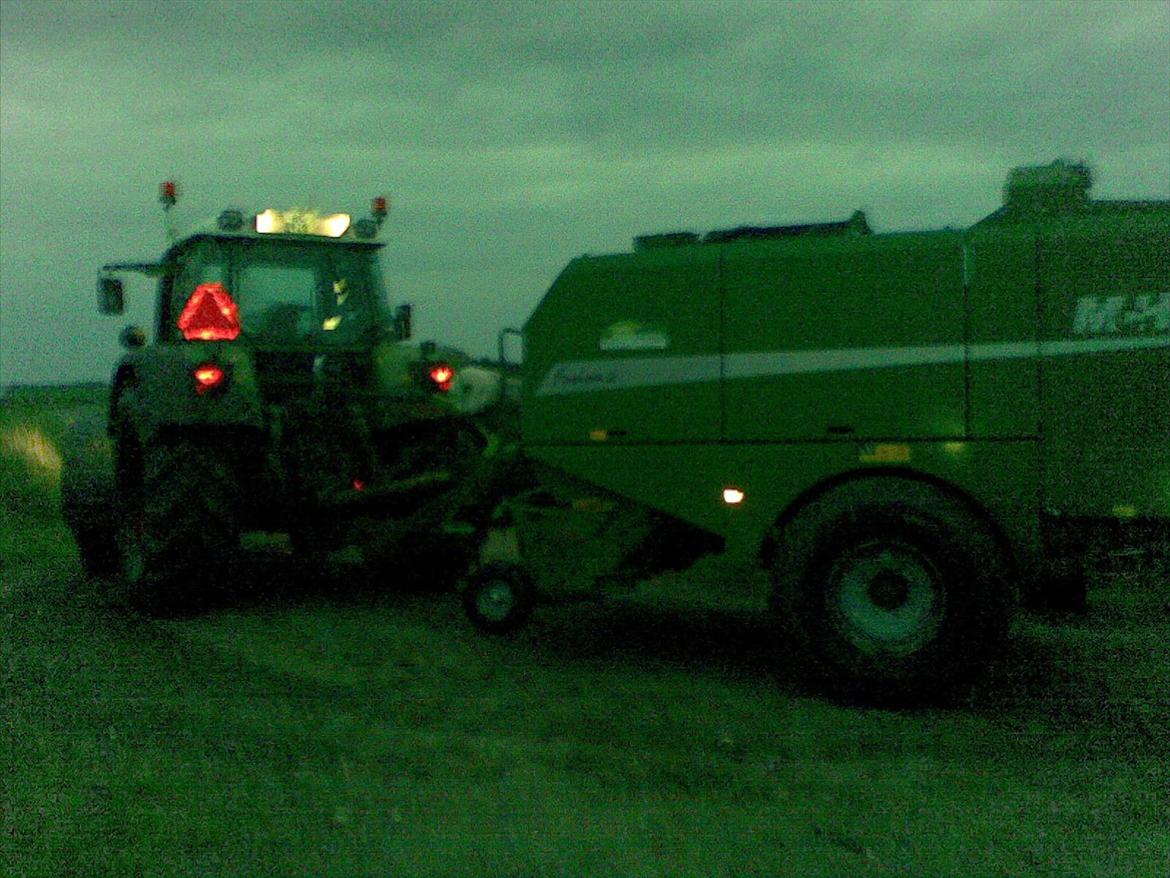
[1,0,1167,384]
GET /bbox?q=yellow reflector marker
[588,429,608,442]
[322,316,342,331]
[859,443,912,463]
[1113,504,1137,519]
[722,487,745,505]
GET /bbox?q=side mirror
[393,303,413,340]
[98,276,124,314]
[119,325,146,349]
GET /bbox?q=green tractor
[62,187,509,609]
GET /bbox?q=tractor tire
[116,434,240,614]
[75,526,120,579]
[461,562,534,634]
[769,478,1012,700]
[60,412,118,578]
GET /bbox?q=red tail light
[193,363,227,395]
[177,282,241,341]
[429,364,454,392]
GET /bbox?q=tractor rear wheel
[75,527,120,579]
[770,478,1012,700]
[59,412,119,578]
[116,434,240,614]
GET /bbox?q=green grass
[3,387,1168,877]
[0,385,107,523]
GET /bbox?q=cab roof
[179,207,382,241]
[162,209,385,262]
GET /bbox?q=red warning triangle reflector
[177,282,241,341]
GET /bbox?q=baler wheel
[461,562,534,633]
[769,478,1012,700]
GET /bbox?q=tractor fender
[111,343,265,444]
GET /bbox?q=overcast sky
[1,0,1167,385]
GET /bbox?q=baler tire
[116,436,240,614]
[769,479,1012,701]
[462,562,534,634]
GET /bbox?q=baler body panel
[522,183,1168,571]
[529,441,1041,567]
[523,245,723,444]
[721,230,966,441]
[963,226,1042,439]
[1036,207,1170,518]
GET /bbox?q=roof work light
[254,209,351,237]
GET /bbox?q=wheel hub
[868,570,911,610]
[828,540,945,654]
[476,580,515,622]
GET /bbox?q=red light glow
[177,282,241,341]
[193,364,226,395]
[429,364,454,391]
[352,479,365,492]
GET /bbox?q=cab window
[232,241,378,344]
[164,240,227,341]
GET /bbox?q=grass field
[2,388,1168,877]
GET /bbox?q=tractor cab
[98,192,411,349]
